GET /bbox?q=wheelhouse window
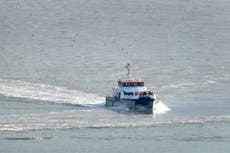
[118,81,144,87]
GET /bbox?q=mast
[125,63,131,79]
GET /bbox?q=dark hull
[105,96,155,112]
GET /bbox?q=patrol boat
[105,64,156,112]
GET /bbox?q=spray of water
[153,100,171,115]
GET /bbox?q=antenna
[125,63,131,79]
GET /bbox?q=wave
[4,137,52,141]
[160,74,230,90]
[0,79,104,106]
[1,112,230,132]
[161,82,196,89]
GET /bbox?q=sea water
[1,0,230,152]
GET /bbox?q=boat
[105,64,156,112]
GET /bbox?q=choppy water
[1,0,230,152]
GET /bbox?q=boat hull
[105,96,154,112]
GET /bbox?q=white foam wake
[0,79,104,106]
[153,100,171,115]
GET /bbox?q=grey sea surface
[1,0,230,153]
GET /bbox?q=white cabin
[111,79,155,100]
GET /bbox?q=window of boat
[118,82,125,87]
[123,91,133,96]
[119,81,144,87]
[137,82,144,86]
